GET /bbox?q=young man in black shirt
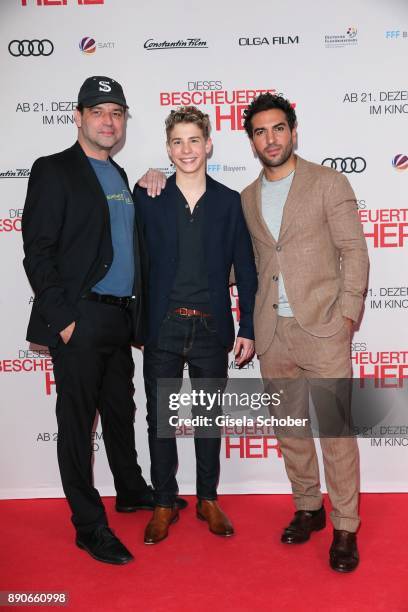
[134,107,257,544]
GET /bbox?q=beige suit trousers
[260,316,360,532]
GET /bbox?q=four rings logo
[8,39,54,57]
[321,157,366,173]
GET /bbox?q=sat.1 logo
[392,154,408,171]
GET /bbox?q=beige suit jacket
[240,156,369,356]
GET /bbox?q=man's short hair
[165,106,211,141]
[243,93,297,138]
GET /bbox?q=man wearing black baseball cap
[77,75,129,108]
[22,76,185,565]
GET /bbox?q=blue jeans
[143,312,228,506]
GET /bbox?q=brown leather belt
[173,307,211,318]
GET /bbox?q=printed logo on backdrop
[223,435,282,459]
[359,206,408,248]
[79,36,95,54]
[208,163,246,174]
[228,358,254,373]
[0,168,30,179]
[230,285,240,322]
[229,285,254,375]
[8,39,54,57]
[170,379,282,459]
[0,346,54,395]
[342,89,408,116]
[160,81,295,132]
[0,209,23,233]
[173,393,282,461]
[15,100,76,126]
[365,287,408,312]
[21,0,104,6]
[352,343,408,449]
[155,163,174,177]
[153,160,246,177]
[385,30,407,39]
[144,38,208,51]
[392,154,408,171]
[321,157,366,173]
[238,35,299,47]
[325,27,358,48]
[37,431,103,451]
[79,36,115,53]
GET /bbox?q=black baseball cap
[78,76,128,108]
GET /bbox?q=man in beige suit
[241,93,368,572]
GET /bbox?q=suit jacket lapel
[162,174,178,254]
[72,142,110,220]
[201,174,214,253]
[201,174,227,264]
[279,156,309,240]
[247,170,276,246]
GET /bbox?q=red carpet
[0,494,407,612]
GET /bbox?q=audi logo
[321,157,366,173]
[8,39,54,57]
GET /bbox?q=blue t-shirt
[89,157,135,297]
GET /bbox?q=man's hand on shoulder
[234,337,255,367]
[137,169,167,198]
[60,321,76,344]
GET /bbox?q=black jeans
[50,299,148,534]
[144,312,228,507]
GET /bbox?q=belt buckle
[124,296,135,308]
[178,307,189,317]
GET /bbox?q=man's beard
[258,141,293,168]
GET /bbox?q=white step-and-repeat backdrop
[1,0,407,499]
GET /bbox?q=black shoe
[329,529,359,573]
[281,505,326,544]
[76,526,133,565]
[115,486,188,512]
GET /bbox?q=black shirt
[169,185,211,311]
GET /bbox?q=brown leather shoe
[329,529,359,572]
[196,500,234,537]
[281,506,326,544]
[144,506,179,545]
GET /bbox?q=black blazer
[22,141,147,347]
[134,173,257,349]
